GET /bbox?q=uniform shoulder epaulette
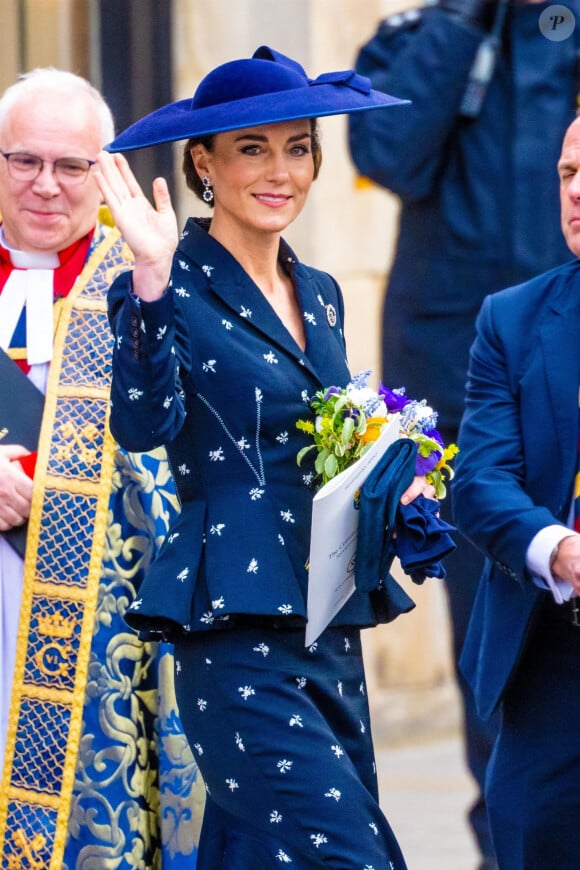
[378,6,423,34]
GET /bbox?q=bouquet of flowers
[296,370,458,498]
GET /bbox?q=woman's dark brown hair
[182,119,322,204]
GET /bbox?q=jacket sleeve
[452,294,562,583]
[107,271,189,453]
[348,7,486,201]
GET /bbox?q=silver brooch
[326,304,337,327]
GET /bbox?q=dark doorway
[98,0,175,200]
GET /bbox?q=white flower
[238,685,255,700]
[156,325,167,340]
[270,810,283,824]
[263,351,278,364]
[280,509,295,523]
[304,312,316,325]
[176,567,189,582]
[163,395,173,409]
[209,447,225,462]
[276,431,289,444]
[331,745,344,758]
[202,359,217,373]
[175,286,190,297]
[247,558,258,574]
[325,788,341,801]
[197,698,207,711]
[249,488,264,500]
[310,833,328,848]
[253,643,269,657]
[277,759,293,774]
[278,604,293,615]
[226,778,239,791]
[276,850,292,863]
[128,387,143,402]
[289,714,303,728]
[210,523,225,536]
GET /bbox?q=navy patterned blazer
[108,218,394,640]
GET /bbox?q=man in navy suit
[453,115,580,869]
[348,5,579,865]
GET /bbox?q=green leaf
[324,453,339,480]
[296,445,315,467]
[341,416,355,444]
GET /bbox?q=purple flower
[378,384,411,413]
[323,386,342,400]
[415,451,442,476]
[414,428,444,475]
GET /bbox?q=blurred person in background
[348,2,580,867]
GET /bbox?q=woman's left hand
[400,475,437,505]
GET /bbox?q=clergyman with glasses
[0,68,202,869]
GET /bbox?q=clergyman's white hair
[0,67,115,146]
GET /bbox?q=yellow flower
[361,416,388,444]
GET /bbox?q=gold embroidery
[0,228,133,868]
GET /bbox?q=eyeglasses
[0,151,96,185]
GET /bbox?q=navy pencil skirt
[174,624,406,868]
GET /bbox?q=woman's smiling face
[192,119,316,237]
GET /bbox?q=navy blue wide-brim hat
[106,45,408,153]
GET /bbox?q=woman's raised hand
[95,151,179,301]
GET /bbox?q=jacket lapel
[542,291,580,494]
[179,219,349,390]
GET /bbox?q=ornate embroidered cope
[0,225,203,869]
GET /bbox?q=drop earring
[202,176,214,204]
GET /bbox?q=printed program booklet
[305,415,400,646]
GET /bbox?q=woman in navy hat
[96,46,431,868]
